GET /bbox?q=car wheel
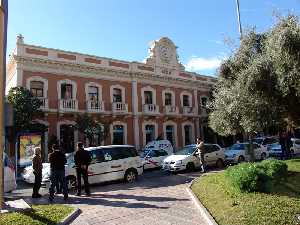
[238,156,245,163]
[261,152,267,160]
[216,159,224,169]
[66,176,76,190]
[124,169,137,183]
[186,163,195,172]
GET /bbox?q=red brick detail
[84,57,102,64]
[179,72,193,78]
[137,65,154,72]
[196,76,207,81]
[109,61,129,69]
[57,53,76,60]
[26,48,48,56]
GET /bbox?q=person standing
[74,142,91,196]
[196,138,206,172]
[48,144,68,201]
[32,147,43,198]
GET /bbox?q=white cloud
[185,56,222,71]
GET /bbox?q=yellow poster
[19,134,41,167]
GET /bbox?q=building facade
[7,35,215,158]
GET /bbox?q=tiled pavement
[70,170,208,225]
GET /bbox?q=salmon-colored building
[7,35,215,157]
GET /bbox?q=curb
[58,207,81,225]
[186,180,218,225]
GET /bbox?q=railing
[59,99,78,112]
[37,98,48,110]
[143,104,159,114]
[182,106,195,116]
[86,100,104,113]
[112,102,128,113]
[163,105,178,115]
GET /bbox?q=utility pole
[235,0,243,39]
[0,0,8,209]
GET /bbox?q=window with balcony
[112,125,124,145]
[183,95,190,107]
[166,125,174,146]
[201,97,208,107]
[30,81,44,97]
[113,88,122,102]
[145,125,155,144]
[144,91,153,104]
[88,86,99,102]
[61,83,73,99]
[165,93,172,106]
[184,125,192,145]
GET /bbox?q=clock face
[159,45,172,63]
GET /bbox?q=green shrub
[259,159,288,183]
[226,163,272,193]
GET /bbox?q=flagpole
[236,0,243,39]
[0,0,8,209]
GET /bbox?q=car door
[88,149,111,184]
[294,139,300,154]
[204,145,217,165]
[103,147,126,181]
[145,150,161,169]
[156,149,169,167]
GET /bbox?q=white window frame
[162,89,175,106]
[182,121,195,146]
[163,121,177,147]
[57,79,77,99]
[142,121,158,146]
[141,86,156,105]
[180,91,192,107]
[26,76,48,98]
[110,84,126,103]
[110,121,127,145]
[85,82,102,101]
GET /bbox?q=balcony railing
[182,106,195,116]
[143,104,159,115]
[112,102,128,114]
[163,105,178,115]
[86,100,104,113]
[59,99,78,112]
[37,98,48,110]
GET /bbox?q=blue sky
[7,0,300,76]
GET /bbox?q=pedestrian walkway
[70,171,208,225]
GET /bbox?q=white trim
[141,85,156,105]
[85,82,102,101]
[163,121,178,148]
[26,76,48,98]
[110,84,126,103]
[142,121,158,146]
[162,89,175,106]
[110,121,127,145]
[57,79,77,99]
[182,121,195,146]
[180,91,192,107]
[56,120,78,150]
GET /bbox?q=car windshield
[174,146,196,155]
[229,144,247,151]
[140,150,150,158]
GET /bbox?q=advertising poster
[19,134,42,167]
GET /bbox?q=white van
[3,153,17,193]
[66,145,143,186]
[141,140,174,170]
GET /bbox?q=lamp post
[236,0,243,39]
[0,0,8,209]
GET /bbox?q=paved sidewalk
[70,171,208,225]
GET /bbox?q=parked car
[253,136,279,147]
[141,140,174,170]
[162,144,225,172]
[290,138,300,156]
[224,142,268,164]
[267,143,282,158]
[3,153,17,193]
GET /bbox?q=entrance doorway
[60,124,75,153]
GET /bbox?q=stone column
[132,80,140,149]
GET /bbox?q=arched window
[184,125,192,145]
[112,125,124,145]
[166,125,174,146]
[30,81,44,97]
[113,88,122,102]
[145,125,155,144]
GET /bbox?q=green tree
[7,87,44,132]
[209,15,300,160]
[75,114,110,146]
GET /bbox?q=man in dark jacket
[74,142,91,196]
[48,143,68,201]
[32,147,43,198]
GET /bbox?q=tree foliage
[209,15,300,137]
[7,87,43,132]
[75,114,110,146]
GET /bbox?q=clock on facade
[159,45,172,63]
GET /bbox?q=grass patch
[0,204,74,225]
[191,158,300,225]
